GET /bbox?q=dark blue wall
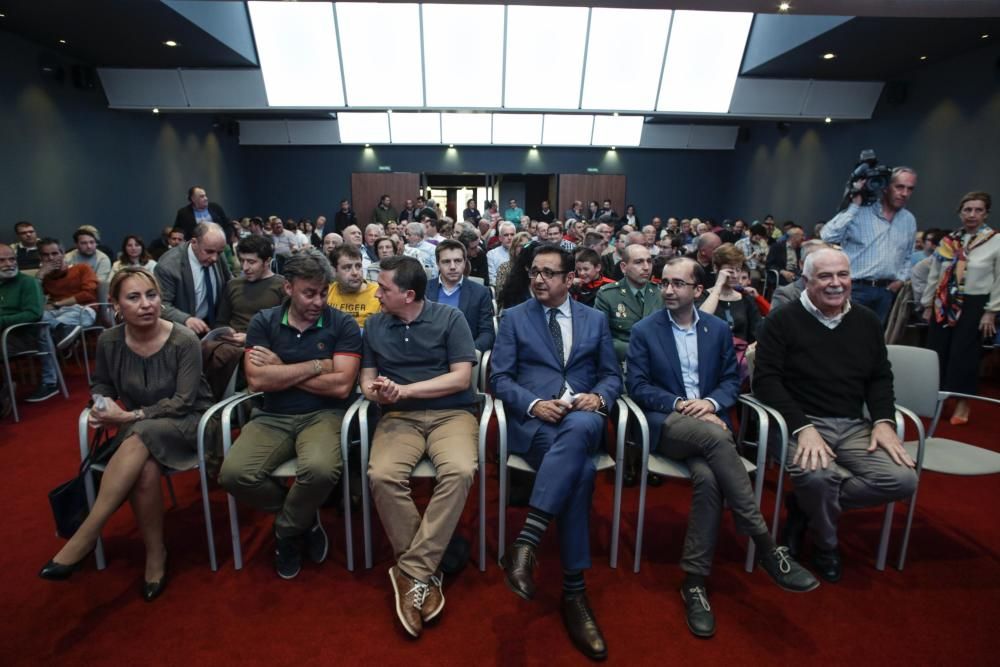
[0,30,247,251]
[727,42,1000,230]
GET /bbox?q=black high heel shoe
[142,551,168,602]
[39,547,95,581]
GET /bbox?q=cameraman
[821,166,918,324]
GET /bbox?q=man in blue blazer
[491,243,622,661]
[626,257,817,640]
[425,240,495,353]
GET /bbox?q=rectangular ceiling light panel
[336,3,423,107]
[591,115,644,147]
[390,112,441,143]
[248,1,345,107]
[542,114,594,146]
[423,4,504,108]
[492,114,543,145]
[656,10,753,113]
[337,112,390,143]
[581,8,672,111]
[441,113,493,144]
[504,6,589,110]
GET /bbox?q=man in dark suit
[154,222,232,335]
[491,243,622,661]
[766,225,805,285]
[173,185,228,239]
[425,240,495,353]
[626,256,818,639]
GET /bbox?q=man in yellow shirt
[327,245,380,329]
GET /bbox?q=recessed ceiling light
[163,40,178,47]
[919,55,927,60]
[824,117,831,123]
[448,144,454,148]
[152,108,160,114]
[610,146,617,151]
[822,52,836,60]
[58,39,66,44]
[778,2,791,12]
[364,143,371,147]
[531,145,538,149]
[981,34,990,39]
[612,112,619,117]
[386,109,393,114]
[0,12,6,18]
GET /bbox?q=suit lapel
[180,243,196,307]
[458,281,471,315]
[656,310,685,392]
[529,299,562,367]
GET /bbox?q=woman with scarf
[921,191,999,424]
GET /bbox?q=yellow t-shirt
[327,281,381,329]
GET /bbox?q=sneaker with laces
[680,583,715,638]
[422,572,444,622]
[389,566,428,638]
[758,546,820,592]
[305,518,329,564]
[274,535,301,580]
[25,383,59,403]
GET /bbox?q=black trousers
[926,293,988,394]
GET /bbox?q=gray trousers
[786,416,918,551]
[659,412,768,577]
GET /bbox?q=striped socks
[514,507,552,548]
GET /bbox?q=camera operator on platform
[821,156,917,325]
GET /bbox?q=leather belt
[852,278,894,288]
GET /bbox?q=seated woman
[39,267,213,601]
[697,243,763,344]
[365,236,398,282]
[111,234,157,275]
[494,231,531,296]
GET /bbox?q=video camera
[840,149,893,210]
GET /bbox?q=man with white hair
[753,247,917,583]
[155,222,232,335]
[487,221,516,285]
[403,222,438,278]
[322,232,344,257]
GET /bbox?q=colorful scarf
[933,225,995,326]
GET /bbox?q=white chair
[2,321,70,423]
[887,344,1000,569]
[79,281,113,385]
[221,393,366,571]
[493,397,628,569]
[620,395,773,573]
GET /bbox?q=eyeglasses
[661,279,697,289]
[527,268,568,280]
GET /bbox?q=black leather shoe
[781,494,809,559]
[561,592,607,661]
[142,551,169,602]
[680,583,716,638]
[758,546,820,592]
[38,547,94,581]
[500,542,537,601]
[812,547,842,583]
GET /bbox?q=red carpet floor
[1,362,998,666]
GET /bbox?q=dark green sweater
[753,300,895,432]
[0,273,44,330]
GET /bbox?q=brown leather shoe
[422,572,444,622]
[389,566,427,638]
[561,592,608,661]
[500,542,537,601]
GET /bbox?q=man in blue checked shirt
[821,167,918,324]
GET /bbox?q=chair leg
[875,502,894,571]
[632,452,650,574]
[744,412,769,573]
[2,350,19,423]
[81,330,93,386]
[359,407,373,570]
[897,485,920,571]
[227,492,243,570]
[497,458,508,564]
[198,464,218,572]
[610,409,626,568]
[42,328,70,400]
[341,434,354,573]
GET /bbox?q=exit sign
[586,167,599,173]
[377,165,392,172]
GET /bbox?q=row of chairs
[73,345,1000,577]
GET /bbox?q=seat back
[886,344,940,418]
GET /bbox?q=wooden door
[351,172,421,225]
[557,174,626,221]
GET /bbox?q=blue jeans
[850,283,894,325]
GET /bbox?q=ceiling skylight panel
[389,112,441,143]
[491,114,543,145]
[423,4,504,108]
[542,114,594,146]
[503,5,589,110]
[337,112,390,143]
[656,10,753,113]
[336,3,424,107]
[248,1,345,107]
[441,113,493,144]
[581,8,672,111]
[591,115,644,147]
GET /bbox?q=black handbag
[47,427,113,539]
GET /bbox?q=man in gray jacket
[154,222,231,335]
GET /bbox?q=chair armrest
[78,407,92,463]
[197,392,256,464]
[493,397,508,462]
[220,392,264,457]
[620,396,650,467]
[894,404,926,473]
[737,394,772,471]
[938,391,1000,409]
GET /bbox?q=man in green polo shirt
[219,252,362,580]
[0,243,47,415]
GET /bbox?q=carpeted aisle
[1,363,998,666]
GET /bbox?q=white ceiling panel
[542,114,594,146]
[390,112,442,143]
[248,1,344,107]
[504,6,589,110]
[423,4,504,108]
[441,113,493,144]
[656,10,753,113]
[492,114,543,145]
[592,115,644,147]
[336,3,423,107]
[337,112,390,143]
[581,8,672,111]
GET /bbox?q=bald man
[155,222,233,334]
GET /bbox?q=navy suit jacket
[491,298,622,454]
[425,278,496,352]
[625,308,740,447]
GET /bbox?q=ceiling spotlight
[58,39,67,45]
[778,2,791,12]
[824,117,831,123]
[612,112,619,117]
[919,55,927,60]
[152,108,160,114]
[0,12,6,18]
[531,145,537,149]
[364,143,371,147]
[822,53,836,60]
[448,144,454,148]
[981,34,989,39]
[610,146,617,151]
[386,109,393,114]
[163,40,178,47]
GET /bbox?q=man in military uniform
[594,243,662,362]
